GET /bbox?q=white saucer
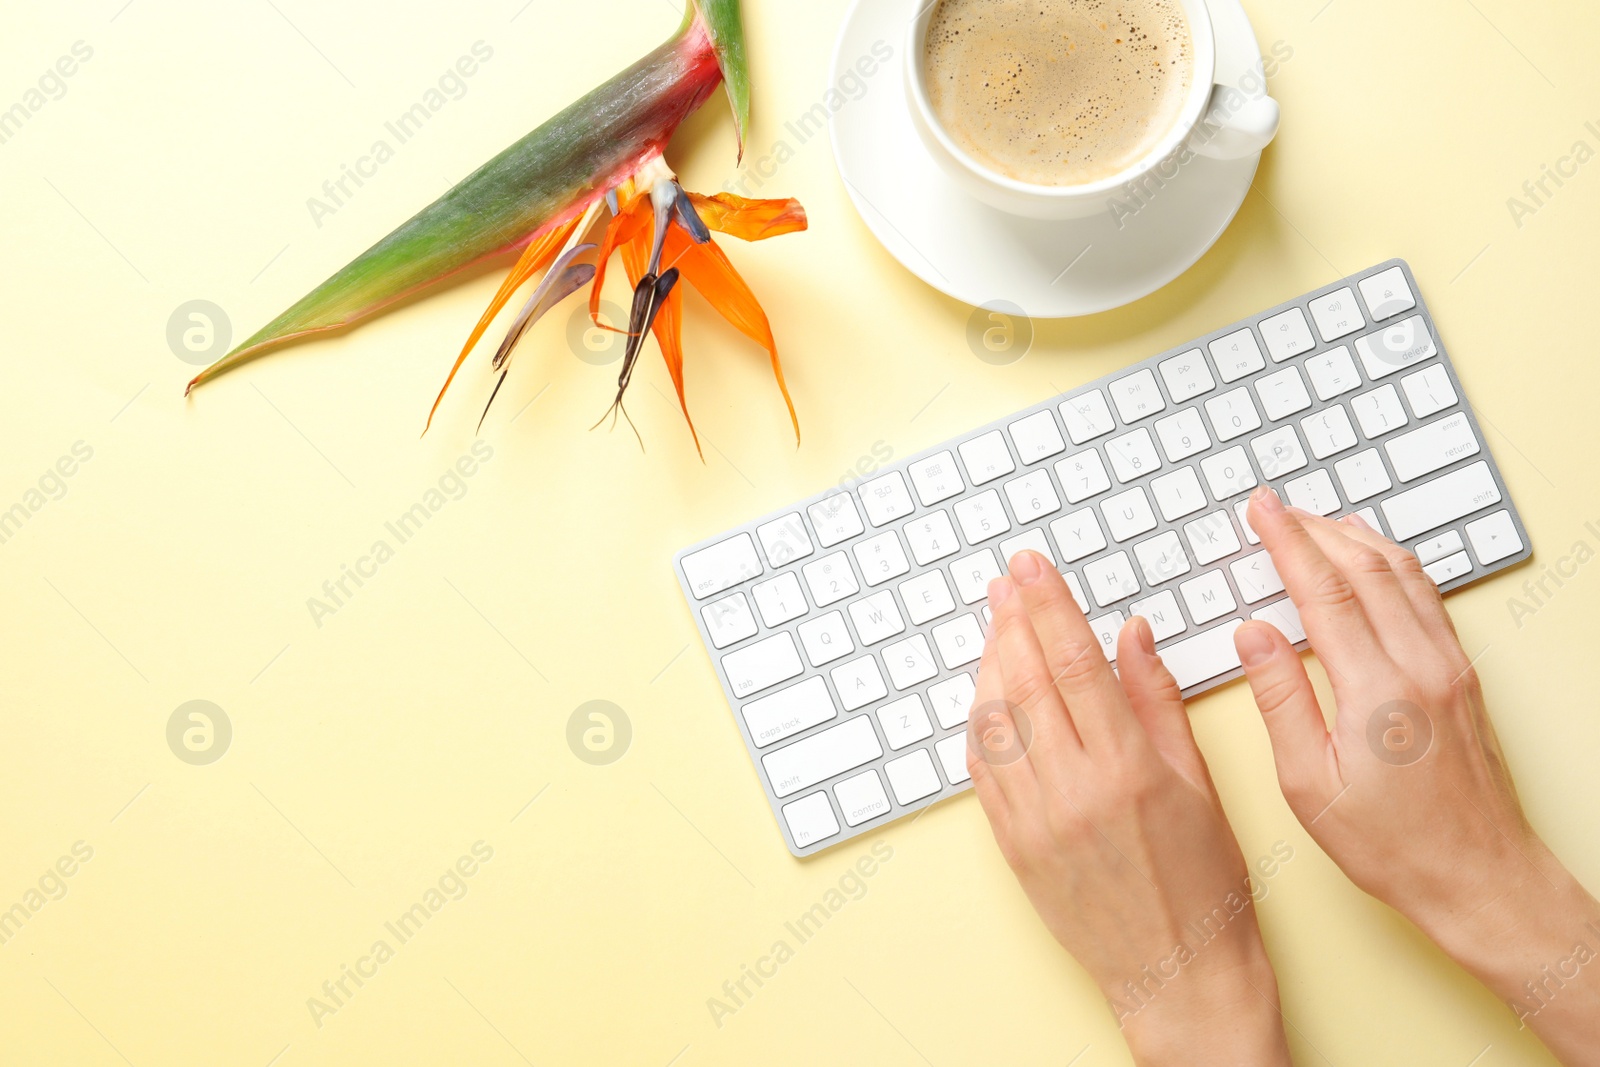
[829,0,1270,317]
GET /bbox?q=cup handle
[1188,83,1280,160]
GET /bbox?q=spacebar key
[762,716,883,798]
[1381,461,1501,542]
[1159,620,1244,691]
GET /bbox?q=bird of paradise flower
[186,0,804,456]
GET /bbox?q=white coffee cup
[905,0,1280,220]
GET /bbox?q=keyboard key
[908,451,964,506]
[1130,590,1187,641]
[1105,427,1162,482]
[1351,385,1408,439]
[782,792,840,847]
[1051,507,1109,563]
[1085,551,1141,607]
[1285,469,1341,515]
[1055,449,1113,504]
[1209,328,1266,382]
[1133,530,1191,586]
[743,676,837,747]
[1309,288,1365,342]
[1159,349,1215,400]
[959,430,1016,485]
[1415,530,1465,565]
[1301,404,1358,460]
[929,673,976,729]
[1356,316,1435,379]
[1305,346,1361,401]
[1334,448,1393,503]
[752,571,808,628]
[1260,308,1316,362]
[1109,368,1167,422]
[1003,470,1061,522]
[1251,425,1308,480]
[802,552,859,607]
[1154,407,1211,463]
[849,590,906,646]
[834,769,891,826]
[899,569,957,625]
[1400,364,1457,419]
[763,715,882,798]
[1424,551,1473,585]
[853,530,911,585]
[1000,528,1056,569]
[798,611,854,667]
[1089,611,1125,661]
[683,533,762,599]
[756,513,813,567]
[1160,620,1245,690]
[1200,446,1258,500]
[877,694,934,750]
[723,632,804,697]
[1151,466,1207,522]
[935,734,971,785]
[932,614,985,669]
[1465,510,1522,566]
[808,493,864,547]
[1181,569,1237,625]
[1382,462,1501,542]
[954,489,1011,544]
[1231,551,1285,604]
[884,749,942,804]
[1009,409,1066,464]
[858,471,915,527]
[702,592,758,650]
[1251,598,1306,644]
[903,510,960,565]
[1255,367,1312,421]
[1384,412,1481,483]
[950,549,1002,604]
[1102,487,1158,542]
[831,654,888,711]
[1359,266,1416,320]
[1205,388,1262,442]
[1060,389,1117,444]
[1183,511,1242,566]
[883,634,939,689]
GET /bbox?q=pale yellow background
[3,0,1598,1063]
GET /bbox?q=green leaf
[693,0,751,156]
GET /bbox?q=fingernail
[987,577,1014,606]
[1133,615,1155,655]
[1252,486,1283,514]
[1236,624,1276,669]
[1009,550,1045,586]
[1345,512,1373,531]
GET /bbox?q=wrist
[1112,936,1291,1067]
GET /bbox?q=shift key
[1382,461,1501,542]
[763,716,883,797]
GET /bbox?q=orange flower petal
[590,187,652,332]
[664,228,800,444]
[621,211,701,457]
[425,214,581,432]
[688,192,808,242]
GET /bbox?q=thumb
[1235,620,1339,819]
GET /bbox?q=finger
[968,601,1039,809]
[1336,512,1467,659]
[987,574,1083,770]
[1116,615,1208,786]
[1234,620,1341,817]
[1288,510,1424,656]
[1247,488,1391,682]
[1006,549,1137,752]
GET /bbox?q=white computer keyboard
[674,260,1530,857]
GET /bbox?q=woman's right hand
[1233,487,1600,1065]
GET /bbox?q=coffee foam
[924,0,1193,186]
